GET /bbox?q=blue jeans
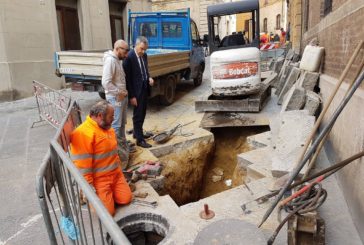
[106,95,128,145]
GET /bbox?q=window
[276,14,281,29]
[304,0,309,32]
[110,16,124,44]
[162,22,182,38]
[263,18,268,33]
[191,21,198,42]
[323,0,332,17]
[139,23,157,38]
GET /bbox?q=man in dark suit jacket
[123,36,154,148]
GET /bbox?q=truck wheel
[160,75,176,106]
[98,92,106,100]
[193,64,204,87]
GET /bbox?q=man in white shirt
[102,40,134,163]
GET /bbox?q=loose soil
[199,126,269,198]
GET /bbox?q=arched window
[276,14,281,29]
[263,18,268,33]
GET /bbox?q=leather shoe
[137,141,152,148]
[133,133,154,139]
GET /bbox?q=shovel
[153,120,195,144]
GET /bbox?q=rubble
[212,167,224,176]
[212,175,223,182]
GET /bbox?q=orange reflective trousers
[70,116,132,216]
[94,170,132,216]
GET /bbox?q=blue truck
[55,9,205,105]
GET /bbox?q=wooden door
[56,6,81,50]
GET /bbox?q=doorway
[56,0,81,50]
[109,1,127,45]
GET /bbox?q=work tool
[271,40,364,192]
[153,120,195,144]
[243,181,254,195]
[132,199,158,208]
[259,66,364,228]
[241,150,364,220]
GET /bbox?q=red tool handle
[279,175,324,207]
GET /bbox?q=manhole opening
[108,213,170,245]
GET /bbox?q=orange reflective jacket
[70,116,121,185]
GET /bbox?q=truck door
[190,20,205,79]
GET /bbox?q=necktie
[139,56,147,81]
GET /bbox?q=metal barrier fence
[260,48,287,72]
[36,100,131,245]
[32,81,72,128]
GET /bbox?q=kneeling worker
[70,101,132,215]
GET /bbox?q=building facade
[259,0,287,34]
[151,0,224,35]
[289,0,364,241]
[0,0,151,101]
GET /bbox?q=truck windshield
[139,22,158,38]
[162,22,183,38]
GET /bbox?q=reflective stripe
[71,153,93,161]
[94,162,119,173]
[71,149,117,161]
[93,149,118,160]
[78,167,93,175]
[78,162,119,175]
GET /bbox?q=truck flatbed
[56,49,190,79]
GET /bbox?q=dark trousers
[133,88,148,142]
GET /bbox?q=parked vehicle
[55,9,205,105]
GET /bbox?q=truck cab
[128,9,205,87]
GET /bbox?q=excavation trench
[157,126,269,206]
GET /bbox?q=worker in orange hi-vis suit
[70,101,132,216]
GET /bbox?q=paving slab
[277,67,301,104]
[275,62,299,96]
[237,147,273,171]
[271,111,315,177]
[246,147,274,181]
[296,70,320,91]
[180,177,287,244]
[304,90,321,116]
[247,131,272,149]
[280,85,306,112]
